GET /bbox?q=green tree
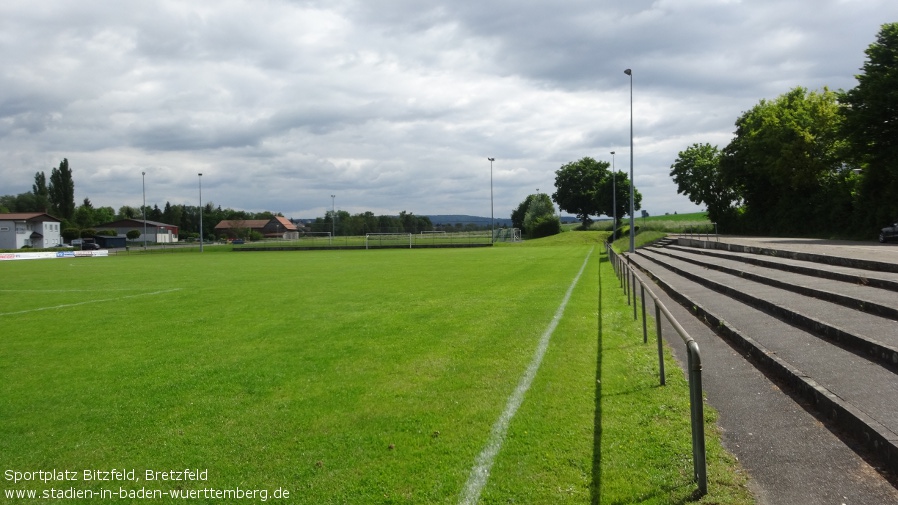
[61,228,80,243]
[553,157,640,229]
[601,169,638,238]
[721,87,847,234]
[670,143,740,226]
[523,193,560,238]
[94,206,115,225]
[511,195,533,231]
[1,193,39,213]
[48,158,76,221]
[552,157,608,228]
[840,22,898,228]
[118,205,140,219]
[126,229,141,240]
[162,201,185,227]
[32,172,50,212]
[73,198,95,229]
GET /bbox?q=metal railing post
[641,284,647,343]
[604,244,707,496]
[688,341,707,494]
[656,305,665,386]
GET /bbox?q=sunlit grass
[0,241,753,504]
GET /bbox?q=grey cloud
[2,0,898,219]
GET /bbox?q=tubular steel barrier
[604,242,707,496]
[682,222,719,242]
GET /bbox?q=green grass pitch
[0,233,753,504]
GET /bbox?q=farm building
[95,219,179,243]
[215,216,299,240]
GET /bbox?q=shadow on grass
[592,252,604,505]
[607,483,705,505]
[592,251,705,505]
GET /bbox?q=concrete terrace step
[645,245,898,321]
[636,248,898,374]
[661,242,898,293]
[626,247,898,476]
[675,236,898,274]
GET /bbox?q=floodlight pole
[142,171,147,250]
[610,152,616,241]
[625,68,635,253]
[488,157,495,244]
[198,173,203,252]
[331,195,336,238]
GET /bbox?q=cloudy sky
[2,0,896,221]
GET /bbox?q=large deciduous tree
[73,198,95,229]
[720,87,848,234]
[840,22,898,227]
[522,193,560,238]
[553,156,639,230]
[553,157,606,228]
[670,143,739,226]
[48,158,76,221]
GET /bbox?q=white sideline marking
[0,288,144,293]
[0,288,183,317]
[459,248,593,505]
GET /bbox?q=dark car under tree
[880,221,898,243]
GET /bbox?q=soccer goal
[365,233,412,249]
[493,228,522,242]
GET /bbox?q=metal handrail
[604,243,707,495]
[682,222,719,242]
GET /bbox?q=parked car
[232,239,245,244]
[82,242,101,250]
[880,221,898,243]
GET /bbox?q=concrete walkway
[625,236,898,505]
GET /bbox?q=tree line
[305,210,501,236]
[669,23,898,237]
[0,162,468,241]
[0,160,284,241]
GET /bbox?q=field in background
[1,233,752,504]
[588,211,715,235]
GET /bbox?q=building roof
[215,219,271,230]
[273,216,299,231]
[0,212,61,222]
[215,217,298,231]
[96,218,177,229]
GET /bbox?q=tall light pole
[198,173,203,252]
[142,171,147,250]
[488,157,495,244]
[625,68,635,253]
[610,152,616,241]
[331,195,336,239]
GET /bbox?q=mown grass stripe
[459,248,594,505]
[0,288,182,317]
